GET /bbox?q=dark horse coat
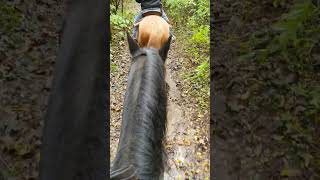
[110,34,171,179]
[39,0,108,179]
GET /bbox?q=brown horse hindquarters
[137,15,170,49]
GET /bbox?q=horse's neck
[112,57,147,166]
[112,54,166,178]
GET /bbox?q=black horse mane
[111,35,171,179]
[131,49,167,176]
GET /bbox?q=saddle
[143,11,161,17]
[133,11,160,28]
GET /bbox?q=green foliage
[110,4,117,13]
[272,72,320,176]
[163,0,196,25]
[110,8,134,40]
[260,80,320,175]
[272,0,319,57]
[0,2,21,33]
[188,24,209,79]
[164,0,209,72]
[165,0,209,110]
[110,61,118,73]
[240,0,320,67]
[278,85,320,173]
[187,23,209,110]
[188,0,210,27]
[191,25,210,45]
[237,2,320,174]
[110,13,132,31]
[272,0,289,8]
[110,0,122,13]
[191,60,209,81]
[164,0,209,27]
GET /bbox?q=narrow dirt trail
[164,43,199,179]
[163,42,209,179]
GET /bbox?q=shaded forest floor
[0,0,62,179]
[212,0,320,179]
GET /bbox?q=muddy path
[110,38,209,178]
[163,43,208,179]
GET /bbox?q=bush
[163,0,196,26]
[240,0,320,68]
[110,5,134,40]
[191,25,210,45]
[164,0,210,110]
[0,2,21,33]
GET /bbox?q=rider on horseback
[133,0,175,42]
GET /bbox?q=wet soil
[211,0,320,178]
[0,1,62,179]
[163,43,209,179]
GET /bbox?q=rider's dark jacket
[135,0,162,11]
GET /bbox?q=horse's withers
[137,15,170,49]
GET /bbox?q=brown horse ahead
[136,15,170,49]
